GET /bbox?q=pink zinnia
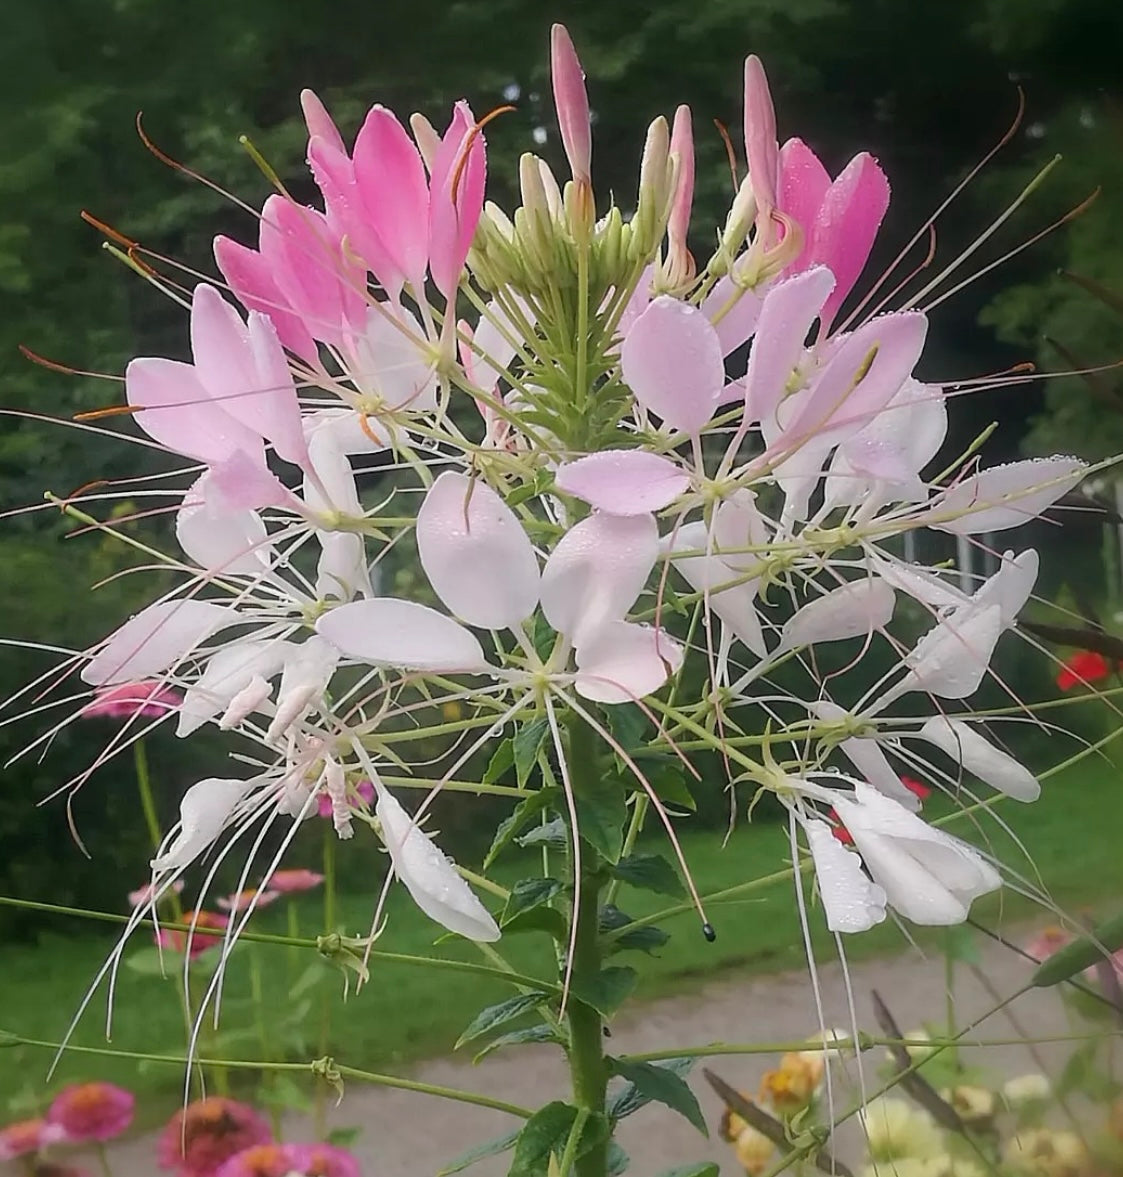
[216,1141,361,1177]
[129,879,185,907]
[217,888,282,913]
[155,910,229,959]
[316,778,375,819]
[81,680,182,719]
[265,869,324,894]
[31,1163,95,1177]
[47,1081,135,1143]
[157,1098,271,1177]
[0,1118,64,1161]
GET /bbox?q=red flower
[1057,650,1111,691]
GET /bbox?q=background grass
[2,750,1120,1121]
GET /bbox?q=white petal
[316,533,372,601]
[176,473,271,575]
[151,777,251,872]
[177,639,288,737]
[805,820,887,933]
[845,827,970,925]
[811,703,921,811]
[82,600,233,686]
[349,304,438,411]
[899,603,1003,700]
[304,408,389,455]
[267,636,339,740]
[541,513,657,648]
[315,599,488,672]
[918,717,1040,802]
[554,450,690,516]
[304,431,362,517]
[867,554,968,612]
[375,784,500,941]
[416,472,540,629]
[574,621,684,703]
[780,578,895,650]
[468,297,534,392]
[931,457,1086,535]
[712,491,771,571]
[967,549,1038,628]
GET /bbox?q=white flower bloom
[804,819,887,933]
[151,777,253,872]
[918,716,1040,801]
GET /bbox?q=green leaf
[473,1024,561,1063]
[516,818,569,850]
[508,1103,607,1177]
[456,992,550,1050]
[570,966,637,1017]
[608,1056,692,1120]
[605,704,649,764]
[651,765,696,812]
[514,718,550,788]
[503,878,562,922]
[600,904,670,955]
[484,739,515,785]
[1032,907,1123,987]
[609,1058,707,1135]
[611,853,686,897]
[574,777,628,863]
[654,1166,719,1177]
[325,1126,362,1148]
[438,1127,521,1175]
[607,1142,631,1176]
[485,788,560,868]
[124,946,173,977]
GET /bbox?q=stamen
[712,118,740,190]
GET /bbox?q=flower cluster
[17,23,1096,1042]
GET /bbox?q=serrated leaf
[608,1057,694,1121]
[456,992,550,1050]
[502,907,568,939]
[611,853,686,897]
[509,1104,607,1177]
[484,739,515,785]
[610,1058,707,1134]
[575,777,627,863]
[570,966,637,1017]
[651,765,696,812]
[486,788,560,868]
[503,878,562,922]
[599,904,670,955]
[654,1166,719,1177]
[514,718,549,788]
[516,818,569,850]
[438,1127,521,1175]
[473,1024,561,1063]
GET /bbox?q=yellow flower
[732,1124,777,1176]
[760,1051,825,1116]
[1003,1074,1052,1111]
[861,1098,943,1161]
[940,1085,996,1127]
[1002,1129,1090,1177]
[441,700,463,721]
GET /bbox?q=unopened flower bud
[631,116,673,260]
[551,24,592,187]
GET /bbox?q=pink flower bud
[551,24,592,186]
[743,55,779,216]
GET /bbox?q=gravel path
[90,928,1094,1177]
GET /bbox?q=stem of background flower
[95,1143,115,1177]
[133,739,182,923]
[315,825,338,1140]
[249,947,281,1137]
[565,720,609,1177]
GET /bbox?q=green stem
[323,827,337,934]
[96,1143,115,1177]
[249,948,281,1136]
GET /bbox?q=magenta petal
[300,89,346,156]
[541,513,658,648]
[125,357,262,465]
[214,235,319,363]
[316,599,488,672]
[555,450,690,515]
[744,267,835,430]
[778,138,831,273]
[416,471,540,629]
[352,106,430,289]
[574,621,683,704]
[621,296,725,434]
[808,152,890,331]
[429,102,486,299]
[743,56,779,214]
[82,599,233,686]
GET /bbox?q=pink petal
[541,513,657,648]
[743,56,778,214]
[929,458,1086,535]
[300,89,346,156]
[82,599,233,686]
[667,105,695,252]
[124,357,263,465]
[551,24,592,185]
[428,102,487,299]
[807,153,890,331]
[744,267,835,431]
[778,138,831,273]
[315,599,488,672]
[574,621,683,703]
[712,490,770,571]
[416,472,540,629]
[779,578,895,650]
[208,450,293,511]
[621,296,725,434]
[214,235,319,363]
[176,473,270,574]
[352,106,430,289]
[702,276,765,357]
[555,450,690,515]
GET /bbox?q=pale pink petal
[152,778,251,872]
[82,600,234,686]
[176,473,270,575]
[246,313,310,468]
[315,599,488,672]
[416,472,540,628]
[208,451,293,511]
[177,639,287,737]
[375,782,500,941]
[778,138,831,273]
[867,554,967,612]
[125,357,262,465]
[898,603,1004,700]
[303,432,361,517]
[574,621,683,703]
[702,276,765,357]
[667,104,695,254]
[807,153,891,331]
[621,296,725,433]
[348,304,438,411]
[467,296,533,393]
[428,101,487,299]
[968,549,1038,627]
[555,450,690,515]
[779,578,895,650]
[743,56,778,214]
[541,513,657,648]
[316,532,372,601]
[918,717,1039,802]
[214,235,319,363]
[744,267,835,431]
[352,106,430,289]
[615,264,655,340]
[712,490,771,570]
[929,458,1086,535]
